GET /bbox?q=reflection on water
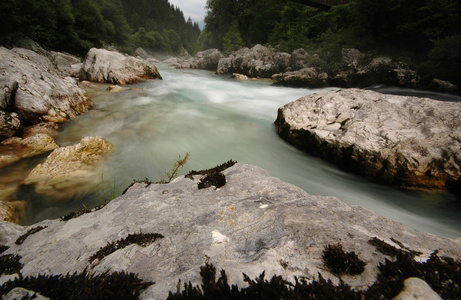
[3,65,460,237]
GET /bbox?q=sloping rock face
[1,164,460,299]
[0,46,92,125]
[23,136,116,200]
[275,89,461,190]
[80,48,162,84]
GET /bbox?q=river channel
[7,65,461,237]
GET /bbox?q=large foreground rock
[80,48,162,85]
[1,164,460,299]
[23,136,116,200]
[275,89,461,190]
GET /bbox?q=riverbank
[162,45,459,95]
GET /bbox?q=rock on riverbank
[80,48,162,84]
[1,163,460,299]
[275,89,461,191]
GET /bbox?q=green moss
[15,226,48,245]
[322,243,366,276]
[89,233,164,263]
[186,160,237,190]
[0,254,23,275]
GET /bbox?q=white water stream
[12,65,461,237]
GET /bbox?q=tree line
[201,0,461,86]
[0,0,201,56]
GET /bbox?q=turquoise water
[20,66,461,237]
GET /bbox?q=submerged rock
[0,133,59,168]
[1,164,459,299]
[80,48,162,84]
[275,89,461,190]
[23,136,116,200]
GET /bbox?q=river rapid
[7,65,461,237]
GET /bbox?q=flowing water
[5,65,461,237]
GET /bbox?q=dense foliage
[201,0,461,85]
[0,0,201,56]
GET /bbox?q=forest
[0,0,459,86]
[201,0,461,86]
[0,0,201,56]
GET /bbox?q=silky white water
[19,66,461,237]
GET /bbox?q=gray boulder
[79,48,162,84]
[1,163,459,299]
[0,47,92,125]
[216,45,288,78]
[275,88,461,190]
[272,67,329,88]
[191,48,225,71]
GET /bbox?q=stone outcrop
[216,44,289,78]
[275,89,461,191]
[79,48,162,85]
[23,136,116,200]
[1,164,459,299]
[0,46,92,125]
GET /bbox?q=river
[9,65,461,237]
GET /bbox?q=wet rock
[231,73,249,80]
[430,78,458,94]
[79,48,162,85]
[275,89,461,190]
[0,47,92,124]
[0,134,59,168]
[0,164,459,299]
[0,201,27,223]
[107,85,125,93]
[394,277,442,300]
[21,122,58,138]
[23,136,116,200]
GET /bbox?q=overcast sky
[168,0,208,23]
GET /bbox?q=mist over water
[22,66,461,237]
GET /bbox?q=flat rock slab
[1,164,460,299]
[275,88,461,190]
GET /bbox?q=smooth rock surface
[23,136,116,200]
[80,48,162,85]
[275,88,461,190]
[1,164,459,299]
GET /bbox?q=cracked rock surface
[1,164,460,299]
[275,88,461,190]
